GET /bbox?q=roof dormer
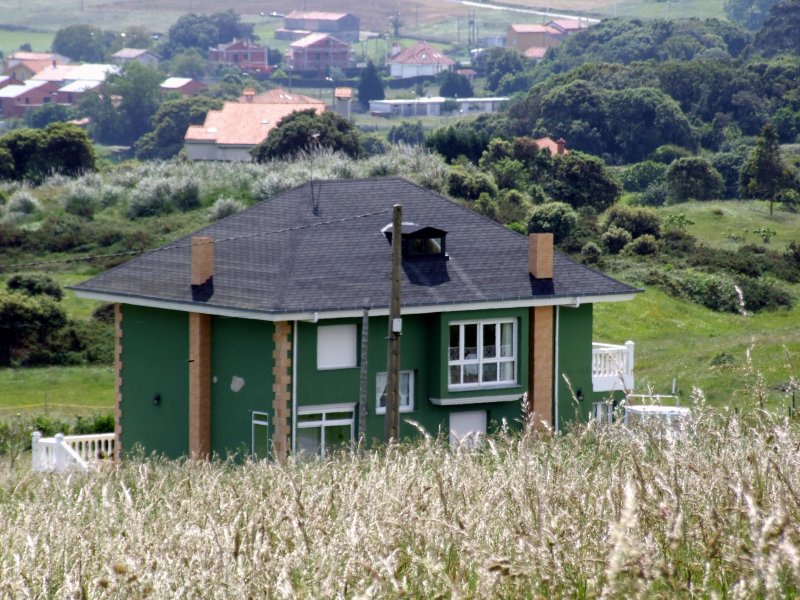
[382,222,447,259]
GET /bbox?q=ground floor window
[448,319,517,389]
[375,371,414,414]
[296,403,355,458]
[251,411,270,460]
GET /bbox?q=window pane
[500,361,515,382]
[449,325,460,360]
[297,427,321,456]
[464,363,479,383]
[327,412,352,421]
[482,362,497,382]
[500,322,514,357]
[464,324,478,359]
[483,324,496,358]
[297,413,318,423]
[427,238,442,254]
[376,372,387,407]
[325,424,351,450]
[400,373,410,407]
[450,365,462,385]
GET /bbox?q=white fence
[591,341,634,392]
[32,432,115,473]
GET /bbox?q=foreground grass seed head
[1,409,799,597]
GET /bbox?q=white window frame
[375,370,414,414]
[295,403,355,458]
[251,411,270,459]
[316,324,357,370]
[448,319,517,390]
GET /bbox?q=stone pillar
[272,321,292,461]
[189,312,211,458]
[529,305,554,426]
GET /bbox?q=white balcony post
[625,341,635,376]
[54,433,65,471]
[31,431,41,470]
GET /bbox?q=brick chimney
[191,236,214,286]
[528,233,553,279]
[556,138,566,155]
[242,87,255,103]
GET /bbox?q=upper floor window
[448,320,516,389]
[317,324,357,370]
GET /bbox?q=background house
[0,79,59,118]
[287,33,354,71]
[209,39,268,71]
[184,94,325,161]
[72,177,638,461]
[506,24,562,52]
[161,77,207,97]
[370,96,508,118]
[277,11,360,43]
[388,42,454,78]
[2,51,69,81]
[111,48,160,68]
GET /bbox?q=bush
[72,413,115,435]
[35,214,94,252]
[601,226,633,254]
[649,144,692,165]
[621,161,667,192]
[31,415,73,438]
[92,303,115,324]
[581,241,602,264]
[446,167,498,202]
[7,190,39,215]
[527,202,577,243]
[208,197,244,221]
[496,189,533,225]
[172,177,200,212]
[777,188,800,212]
[623,234,660,256]
[604,204,661,239]
[62,182,99,219]
[6,273,63,300]
[127,179,175,218]
[665,157,724,202]
[637,182,669,207]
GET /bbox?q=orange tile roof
[285,11,349,20]
[390,42,454,66]
[238,88,324,105]
[548,19,587,31]
[290,32,350,49]
[510,24,560,34]
[534,137,568,155]
[524,47,548,59]
[334,87,352,99]
[185,102,325,146]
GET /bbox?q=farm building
[72,178,638,460]
[278,11,360,43]
[388,42,455,78]
[161,77,207,97]
[369,96,508,118]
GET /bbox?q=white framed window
[448,319,517,389]
[296,403,355,458]
[251,411,270,460]
[317,324,357,370]
[592,402,614,424]
[375,371,414,414]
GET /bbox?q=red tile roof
[510,24,560,34]
[524,47,548,59]
[285,11,349,20]
[237,88,324,105]
[334,87,352,99]
[389,42,454,66]
[534,137,568,155]
[186,102,325,146]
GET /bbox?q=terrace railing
[592,341,634,392]
[32,432,115,473]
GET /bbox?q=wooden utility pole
[384,204,402,443]
[358,308,369,443]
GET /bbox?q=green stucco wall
[120,305,189,458]
[209,316,274,458]
[555,304,595,430]
[296,309,529,446]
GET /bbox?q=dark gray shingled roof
[72,177,639,314]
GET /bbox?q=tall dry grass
[1,409,799,598]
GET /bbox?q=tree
[388,121,425,145]
[425,123,492,164]
[170,48,207,79]
[739,123,798,214]
[357,61,384,108]
[439,71,473,98]
[251,109,363,162]
[52,24,105,62]
[544,152,620,211]
[135,96,222,160]
[527,202,578,243]
[725,0,781,31]
[0,129,44,181]
[38,123,96,178]
[537,81,609,156]
[162,11,254,58]
[752,0,800,56]
[479,47,526,92]
[25,103,74,129]
[105,62,165,144]
[0,292,67,366]
[665,157,724,201]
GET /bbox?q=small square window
[317,324,357,370]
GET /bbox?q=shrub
[604,204,661,239]
[777,188,800,212]
[581,241,602,264]
[128,179,174,218]
[92,303,115,324]
[665,157,724,202]
[474,192,498,220]
[172,176,200,212]
[649,144,692,164]
[252,172,297,201]
[527,201,577,243]
[62,182,99,219]
[496,189,533,225]
[72,413,114,435]
[208,197,245,221]
[623,234,660,256]
[7,190,39,215]
[621,161,667,192]
[601,226,632,254]
[32,415,72,438]
[35,214,94,252]
[6,273,63,300]
[637,182,669,207]
[446,167,498,202]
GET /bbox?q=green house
[72,178,639,459]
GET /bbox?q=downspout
[554,306,560,433]
[292,320,298,454]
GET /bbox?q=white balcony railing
[592,341,634,392]
[32,432,115,473]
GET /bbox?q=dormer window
[382,222,447,259]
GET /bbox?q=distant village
[0,10,592,160]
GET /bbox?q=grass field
[0,29,55,53]
[1,411,798,596]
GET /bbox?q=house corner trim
[529,306,554,426]
[189,312,211,458]
[272,321,292,461]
